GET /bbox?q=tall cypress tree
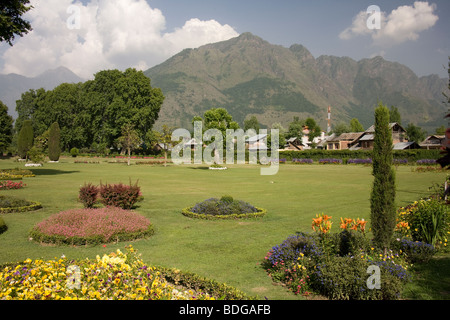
[48,122,61,161]
[370,102,396,251]
[18,120,33,159]
[0,101,13,155]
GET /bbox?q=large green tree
[14,68,164,152]
[370,102,396,251]
[285,117,304,140]
[0,0,33,46]
[0,101,13,155]
[405,123,427,143]
[116,123,140,166]
[350,118,364,132]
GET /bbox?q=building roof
[246,134,267,143]
[327,132,364,142]
[393,141,419,150]
[365,122,406,133]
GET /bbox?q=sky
[0,0,449,80]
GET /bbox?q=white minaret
[327,106,331,133]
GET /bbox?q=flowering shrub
[318,158,342,164]
[0,180,25,190]
[29,207,154,246]
[99,181,142,209]
[0,168,34,180]
[311,213,332,234]
[347,158,372,165]
[395,199,449,249]
[183,196,266,220]
[0,246,223,300]
[393,158,408,165]
[292,158,313,164]
[416,159,437,165]
[263,214,413,299]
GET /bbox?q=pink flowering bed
[0,180,25,190]
[29,207,154,246]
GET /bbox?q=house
[325,132,364,150]
[349,122,408,150]
[420,135,445,150]
[246,134,268,150]
[285,137,303,151]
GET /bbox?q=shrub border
[28,224,155,247]
[0,201,42,214]
[182,206,266,220]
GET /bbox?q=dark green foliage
[70,147,79,157]
[14,68,164,152]
[47,122,61,161]
[0,100,13,154]
[0,0,33,46]
[17,119,33,159]
[0,216,7,234]
[370,102,396,250]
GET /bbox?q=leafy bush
[29,207,153,246]
[78,183,99,208]
[263,222,412,299]
[0,216,7,234]
[98,181,142,209]
[396,199,449,248]
[391,238,436,263]
[70,147,79,157]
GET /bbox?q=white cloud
[339,1,438,47]
[0,0,239,79]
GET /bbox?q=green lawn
[0,157,448,300]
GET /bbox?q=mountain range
[0,66,84,119]
[144,32,448,133]
[0,32,447,134]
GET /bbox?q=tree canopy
[14,68,164,152]
[0,0,33,46]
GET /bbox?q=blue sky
[1,0,448,79]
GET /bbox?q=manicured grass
[0,157,448,300]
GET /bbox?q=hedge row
[278,149,441,162]
[181,206,267,220]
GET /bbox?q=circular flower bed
[0,195,42,214]
[29,207,154,246]
[182,195,266,220]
